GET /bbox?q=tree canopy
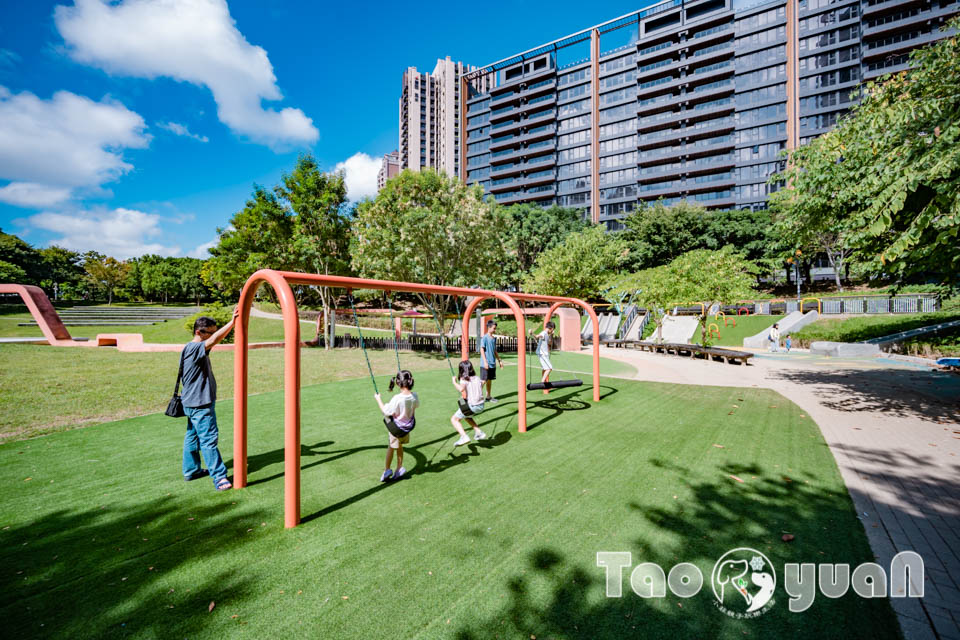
[523,225,629,299]
[500,203,587,288]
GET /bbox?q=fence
[313,333,560,354]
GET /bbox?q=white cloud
[334,152,381,201]
[24,207,180,259]
[189,237,217,258]
[55,0,318,149]
[157,121,208,143]
[0,183,73,208]
[0,85,149,207]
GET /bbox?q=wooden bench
[634,341,754,365]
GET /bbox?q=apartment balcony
[639,127,685,148]
[523,140,557,157]
[686,79,735,105]
[860,0,925,17]
[518,78,557,101]
[861,29,944,60]
[490,161,525,179]
[489,133,520,152]
[639,144,684,164]
[685,118,736,142]
[523,170,556,187]
[490,88,521,108]
[638,73,686,96]
[636,57,684,82]
[525,153,557,170]
[524,109,556,128]
[686,97,735,123]
[638,163,683,182]
[637,182,683,199]
[490,102,524,123]
[863,58,911,81]
[519,124,556,144]
[687,60,735,85]
[491,118,525,136]
[638,108,685,132]
[688,41,734,66]
[490,145,527,163]
[688,23,734,48]
[686,136,736,159]
[636,92,681,116]
[520,94,558,113]
[636,39,684,64]
[493,190,528,205]
[864,8,934,38]
[687,175,736,194]
[686,153,736,175]
[488,177,523,193]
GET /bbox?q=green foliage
[500,203,587,287]
[793,310,960,357]
[352,169,510,327]
[0,228,45,284]
[621,201,777,271]
[775,20,960,282]
[0,259,28,283]
[82,253,130,305]
[182,304,235,343]
[38,246,83,294]
[140,260,179,303]
[523,225,629,299]
[606,247,759,344]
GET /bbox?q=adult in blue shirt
[479,319,504,403]
[180,307,239,491]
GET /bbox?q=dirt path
[598,346,960,640]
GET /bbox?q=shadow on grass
[453,459,904,640]
[770,366,960,424]
[0,496,266,638]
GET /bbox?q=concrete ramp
[622,312,648,340]
[743,311,802,348]
[658,315,699,343]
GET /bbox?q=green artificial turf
[709,315,785,348]
[0,366,900,639]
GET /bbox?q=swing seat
[526,379,583,391]
[384,416,414,438]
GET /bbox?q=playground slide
[599,312,621,339]
[742,310,820,348]
[864,318,960,346]
[621,312,647,340]
[657,315,699,343]
[743,311,802,348]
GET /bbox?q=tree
[178,258,209,306]
[0,228,45,284]
[351,169,509,330]
[140,260,179,303]
[501,203,587,288]
[775,19,960,283]
[202,186,295,297]
[0,259,28,283]
[83,253,130,304]
[39,246,84,300]
[621,202,778,273]
[605,247,759,345]
[274,154,351,346]
[522,225,629,299]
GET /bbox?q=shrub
[182,304,234,343]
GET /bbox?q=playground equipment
[482,306,581,351]
[715,311,736,328]
[707,323,721,340]
[231,270,601,528]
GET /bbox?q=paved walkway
[598,347,960,640]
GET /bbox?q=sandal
[215,478,232,491]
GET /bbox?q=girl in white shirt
[374,370,419,482]
[450,360,488,447]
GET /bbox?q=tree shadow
[454,458,904,640]
[770,366,960,424]
[0,496,265,638]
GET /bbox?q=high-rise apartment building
[461,0,958,227]
[377,150,401,191]
[399,57,490,178]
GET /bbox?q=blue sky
[0,0,652,259]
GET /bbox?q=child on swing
[374,370,418,482]
[450,360,488,446]
[529,321,556,394]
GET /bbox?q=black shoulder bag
[165,352,186,418]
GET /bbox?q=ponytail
[388,369,415,391]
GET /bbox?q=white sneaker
[380,469,393,482]
[485,396,498,404]
[474,429,488,441]
[454,435,471,446]
[394,467,406,479]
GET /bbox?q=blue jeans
[183,403,228,485]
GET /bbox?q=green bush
[182,304,234,343]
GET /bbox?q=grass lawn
[0,363,900,639]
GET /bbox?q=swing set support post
[233,270,534,528]
[460,294,601,422]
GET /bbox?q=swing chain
[348,290,379,396]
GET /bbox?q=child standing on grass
[451,360,488,446]
[374,370,419,482]
[530,321,556,394]
[479,320,504,403]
